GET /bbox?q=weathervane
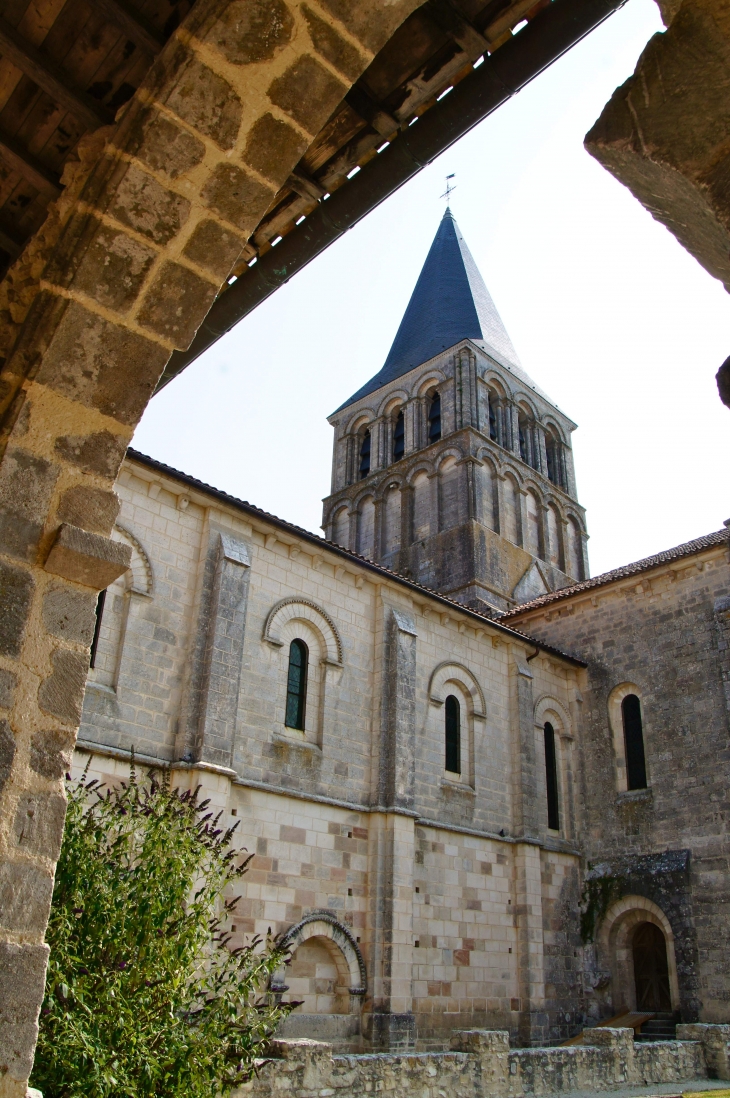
[440,173,457,204]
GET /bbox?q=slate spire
[337,209,527,411]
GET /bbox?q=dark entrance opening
[633,922,672,1011]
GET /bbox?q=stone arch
[345,410,377,437]
[377,390,409,419]
[278,912,367,996]
[607,681,648,793]
[413,369,447,399]
[534,694,571,737]
[542,416,569,445]
[597,895,680,1014]
[428,661,486,718]
[330,505,351,550]
[114,523,153,596]
[263,598,343,667]
[435,445,464,471]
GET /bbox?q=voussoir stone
[45,215,157,312]
[137,261,219,349]
[302,5,366,81]
[243,113,309,185]
[163,50,242,150]
[55,430,130,478]
[0,561,34,658]
[205,0,294,65]
[124,107,206,180]
[0,448,59,563]
[201,164,273,232]
[183,219,244,279]
[268,55,347,135]
[0,720,16,796]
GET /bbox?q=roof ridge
[502,528,729,618]
[125,448,585,665]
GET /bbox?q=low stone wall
[235,1025,730,1098]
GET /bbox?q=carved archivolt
[114,523,153,596]
[278,911,366,994]
[428,661,486,718]
[534,694,572,737]
[263,597,343,666]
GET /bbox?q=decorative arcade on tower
[322,209,588,614]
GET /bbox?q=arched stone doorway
[274,912,367,1050]
[633,922,672,1011]
[597,895,680,1015]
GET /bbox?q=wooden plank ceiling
[0,0,546,283]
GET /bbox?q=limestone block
[42,583,97,645]
[585,0,730,293]
[13,793,67,861]
[0,669,17,710]
[44,523,131,589]
[123,107,206,180]
[677,1023,730,1079]
[29,730,73,781]
[0,863,54,933]
[203,0,294,66]
[0,448,58,562]
[0,562,34,657]
[38,647,91,725]
[137,261,218,350]
[200,164,273,233]
[242,114,309,186]
[57,486,120,536]
[0,942,50,1088]
[0,721,16,796]
[452,1030,510,1093]
[162,49,242,150]
[267,56,347,136]
[55,430,129,478]
[183,220,244,280]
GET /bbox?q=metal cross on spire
[440,173,456,205]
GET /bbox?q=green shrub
[33,764,295,1098]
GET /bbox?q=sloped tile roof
[125,448,585,666]
[501,528,729,619]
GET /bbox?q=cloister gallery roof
[335,208,550,412]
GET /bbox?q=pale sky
[133,0,730,579]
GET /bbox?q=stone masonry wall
[73,454,585,1049]
[0,1,430,1090]
[235,1026,724,1098]
[508,542,730,1023]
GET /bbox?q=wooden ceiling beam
[344,85,399,138]
[0,132,61,198]
[92,0,165,56]
[0,228,22,260]
[0,17,113,129]
[426,0,489,59]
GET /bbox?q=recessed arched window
[358,430,371,479]
[285,639,308,730]
[488,399,498,442]
[428,391,441,444]
[89,589,106,669]
[445,694,460,774]
[622,694,647,790]
[544,722,560,830]
[393,410,405,462]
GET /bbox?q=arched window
[89,589,106,669]
[393,410,405,462]
[488,398,498,442]
[445,694,460,774]
[546,431,565,489]
[518,415,529,464]
[428,391,441,444]
[285,639,308,730]
[622,694,647,790]
[359,431,371,479]
[544,722,560,830]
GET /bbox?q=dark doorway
[633,922,672,1011]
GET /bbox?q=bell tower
[322,209,588,614]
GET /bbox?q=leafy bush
[33,765,295,1098]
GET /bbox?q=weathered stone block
[0,561,34,657]
[57,485,120,535]
[137,261,218,349]
[55,430,129,477]
[45,215,157,311]
[0,448,58,562]
[302,5,365,81]
[314,0,421,53]
[30,729,74,781]
[0,668,17,709]
[0,862,54,932]
[42,582,98,644]
[103,162,190,246]
[678,1023,730,1079]
[0,720,16,796]
[243,113,309,185]
[13,793,67,861]
[204,0,294,65]
[163,51,242,150]
[183,219,243,279]
[38,646,91,725]
[201,164,273,232]
[268,56,347,135]
[36,302,169,425]
[45,524,131,589]
[0,942,50,1084]
[125,108,206,179]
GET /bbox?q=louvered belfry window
[445,695,461,774]
[622,694,647,790]
[359,430,371,479]
[393,410,405,462]
[285,639,308,730]
[428,392,441,444]
[544,722,560,830]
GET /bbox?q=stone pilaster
[195,533,250,769]
[513,841,548,1046]
[511,650,539,840]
